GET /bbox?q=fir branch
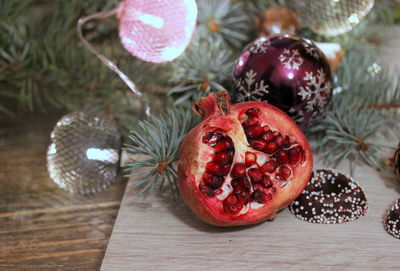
[308,47,400,172]
[196,0,250,48]
[168,41,234,105]
[124,108,200,198]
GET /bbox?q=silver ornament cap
[47,110,122,195]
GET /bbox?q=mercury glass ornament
[47,110,122,195]
[233,35,333,128]
[118,0,198,63]
[293,0,375,36]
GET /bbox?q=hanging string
[77,7,152,117]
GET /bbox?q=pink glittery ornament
[118,0,197,63]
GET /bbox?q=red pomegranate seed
[276,150,289,164]
[231,163,246,178]
[248,168,263,183]
[289,147,303,165]
[275,173,288,186]
[275,136,284,147]
[222,163,232,175]
[236,189,250,204]
[262,175,273,188]
[246,125,264,138]
[261,131,274,142]
[261,160,277,173]
[272,131,280,137]
[199,182,214,197]
[205,176,224,190]
[283,136,291,147]
[245,108,260,117]
[213,151,232,163]
[214,139,232,152]
[202,132,222,146]
[251,190,272,204]
[224,195,243,215]
[262,126,271,133]
[250,139,267,151]
[243,117,259,127]
[245,152,257,166]
[203,171,213,181]
[279,165,291,178]
[206,162,223,176]
[265,141,278,154]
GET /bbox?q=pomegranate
[178,91,313,226]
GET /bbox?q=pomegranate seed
[231,163,246,178]
[262,126,271,133]
[245,152,257,166]
[243,117,259,127]
[205,176,224,190]
[265,141,278,154]
[275,136,284,147]
[248,168,263,184]
[206,162,223,176]
[275,173,288,187]
[253,183,264,191]
[199,182,214,197]
[245,108,260,117]
[279,166,291,178]
[283,136,291,147]
[213,151,232,163]
[261,131,274,142]
[250,139,267,151]
[202,132,222,146]
[261,160,277,173]
[222,163,232,175]
[289,147,303,165]
[246,125,264,138]
[276,150,289,164]
[224,195,243,215]
[236,189,250,204]
[203,171,213,181]
[272,131,280,137]
[214,139,232,152]
[262,175,273,188]
[251,190,272,204]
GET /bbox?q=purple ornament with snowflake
[232,35,333,128]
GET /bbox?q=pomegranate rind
[178,92,313,227]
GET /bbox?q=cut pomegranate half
[178,91,313,226]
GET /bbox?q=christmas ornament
[394,143,400,183]
[255,6,299,36]
[118,0,198,63]
[233,35,333,128]
[47,110,122,195]
[77,0,198,116]
[178,91,312,226]
[289,169,368,224]
[293,0,375,36]
[384,199,400,239]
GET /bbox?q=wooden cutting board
[100,153,400,271]
[101,27,400,271]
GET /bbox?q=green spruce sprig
[124,108,200,198]
[196,0,250,48]
[308,47,400,173]
[168,41,234,105]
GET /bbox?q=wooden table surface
[0,113,127,271]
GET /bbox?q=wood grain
[101,156,400,271]
[0,113,127,271]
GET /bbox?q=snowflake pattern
[298,69,332,113]
[234,69,269,102]
[249,37,271,54]
[279,49,304,70]
[303,40,320,59]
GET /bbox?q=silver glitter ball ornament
[293,0,375,36]
[47,110,122,195]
